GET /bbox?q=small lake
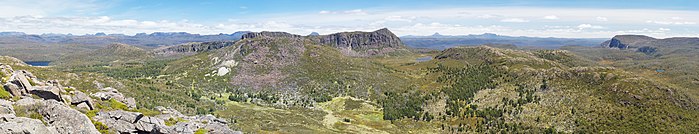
[25,61,51,66]
[416,56,433,62]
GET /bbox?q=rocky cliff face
[601,35,656,49]
[314,28,404,50]
[241,31,303,39]
[600,35,699,55]
[153,41,237,56]
[240,28,407,56]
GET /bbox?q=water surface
[416,56,433,62]
[25,61,51,66]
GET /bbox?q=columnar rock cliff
[240,28,407,56]
[153,41,237,56]
[314,28,404,50]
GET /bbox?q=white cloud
[0,0,109,17]
[500,18,529,23]
[384,16,416,22]
[596,17,608,21]
[543,15,559,20]
[477,14,499,19]
[659,28,671,31]
[318,9,367,15]
[645,17,696,25]
[319,10,331,14]
[2,7,699,38]
[646,20,696,25]
[577,24,604,29]
[343,9,367,15]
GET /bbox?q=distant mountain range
[401,33,607,49]
[0,31,251,48]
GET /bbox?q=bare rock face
[241,31,302,39]
[94,110,173,133]
[0,114,58,134]
[91,87,136,108]
[8,70,34,95]
[70,91,94,110]
[29,86,63,102]
[0,99,13,115]
[241,28,405,57]
[38,100,100,134]
[153,41,237,56]
[316,28,404,50]
[3,83,21,96]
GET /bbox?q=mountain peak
[308,32,320,36]
[431,32,443,36]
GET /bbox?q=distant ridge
[600,35,699,55]
[401,33,606,49]
[0,31,250,48]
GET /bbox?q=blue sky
[1,0,698,38]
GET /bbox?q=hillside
[52,43,153,68]
[146,29,699,133]
[401,33,606,49]
[566,35,699,99]
[8,29,699,133]
[0,31,249,61]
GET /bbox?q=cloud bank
[0,3,698,38]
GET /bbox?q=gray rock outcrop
[39,100,100,134]
[29,86,63,102]
[0,114,58,134]
[71,91,94,110]
[94,110,172,133]
[153,41,236,56]
[3,83,21,96]
[92,87,136,108]
[0,99,13,115]
[316,28,404,50]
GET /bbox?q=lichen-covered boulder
[0,114,58,134]
[39,100,100,134]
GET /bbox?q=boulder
[92,87,136,108]
[15,97,42,106]
[0,64,13,77]
[94,110,173,133]
[124,97,136,109]
[0,114,58,134]
[3,83,21,96]
[29,86,63,102]
[38,100,100,134]
[92,87,124,101]
[71,91,94,110]
[9,71,33,93]
[0,99,13,115]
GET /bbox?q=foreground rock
[39,100,100,134]
[0,114,58,134]
[92,87,136,108]
[29,86,64,102]
[70,90,95,110]
[94,110,171,133]
[1,58,240,134]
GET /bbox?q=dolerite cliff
[601,35,699,55]
[241,28,408,56]
[153,41,237,56]
[315,28,404,50]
